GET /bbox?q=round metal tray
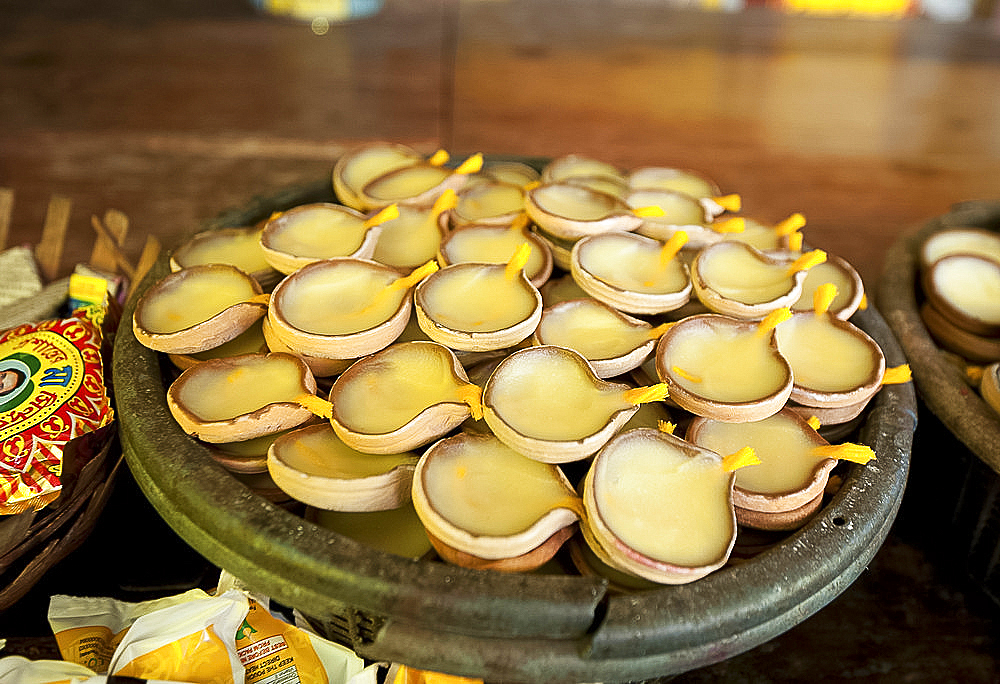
[114,175,915,683]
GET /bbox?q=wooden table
[1,1,998,681]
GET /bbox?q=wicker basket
[0,191,155,611]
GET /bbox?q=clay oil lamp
[168,318,269,371]
[721,213,806,255]
[447,179,526,229]
[691,241,827,319]
[688,409,875,531]
[356,151,483,211]
[626,165,733,217]
[170,226,281,291]
[414,244,543,352]
[481,345,669,464]
[922,253,1000,339]
[570,230,692,315]
[267,423,419,512]
[627,187,735,249]
[654,309,794,422]
[327,341,483,454]
[260,202,398,275]
[525,181,644,243]
[532,298,671,378]
[478,159,540,187]
[581,426,757,584]
[132,263,268,355]
[438,214,553,288]
[774,283,888,424]
[791,252,866,321]
[332,141,424,211]
[411,432,582,572]
[918,227,1000,272]
[267,257,437,361]
[541,154,626,187]
[307,503,433,560]
[981,362,1000,415]
[202,427,300,475]
[166,352,319,443]
[370,190,453,271]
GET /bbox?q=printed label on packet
[236,599,326,684]
[0,308,113,514]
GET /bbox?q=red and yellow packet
[0,304,114,515]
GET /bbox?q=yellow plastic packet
[48,589,213,674]
[0,654,197,684]
[107,589,249,682]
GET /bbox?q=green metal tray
[114,174,915,683]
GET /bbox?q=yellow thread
[775,213,807,236]
[659,231,688,267]
[455,384,483,421]
[364,203,400,228]
[713,194,742,212]
[455,153,484,175]
[966,365,985,386]
[524,180,541,192]
[268,210,284,222]
[297,394,333,420]
[813,283,838,317]
[647,321,675,339]
[428,149,450,166]
[505,243,533,281]
[756,307,792,337]
[657,420,676,434]
[247,293,271,306]
[623,383,670,405]
[431,189,458,218]
[813,443,876,465]
[785,249,827,277]
[787,232,804,252]
[722,447,760,472]
[395,260,440,290]
[555,495,587,520]
[882,364,912,385]
[859,293,869,310]
[508,213,531,232]
[633,205,666,218]
[712,217,746,234]
[806,415,822,431]
[671,366,702,383]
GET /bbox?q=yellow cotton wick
[269,210,284,222]
[786,249,827,277]
[647,321,675,340]
[756,307,792,338]
[428,149,450,166]
[713,194,742,212]
[555,495,587,520]
[455,384,483,421]
[364,203,400,229]
[508,213,531,233]
[431,189,458,219]
[882,364,912,385]
[813,442,876,465]
[633,205,666,218]
[297,394,333,420]
[394,260,440,291]
[524,180,541,192]
[786,232,804,253]
[713,217,746,234]
[455,153,484,175]
[671,365,702,383]
[247,293,271,307]
[859,293,869,310]
[623,383,670,406]
[722,447,760,472]
[813,283,838,317]
[505,243,533,281]
[806,415,822,431]
[657,420,676,435]
[966,365,985,386]
[659,231,688,267]
[775,213,807,236]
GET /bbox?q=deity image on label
[0,352,41,413]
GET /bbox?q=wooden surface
[1,1,999,682]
